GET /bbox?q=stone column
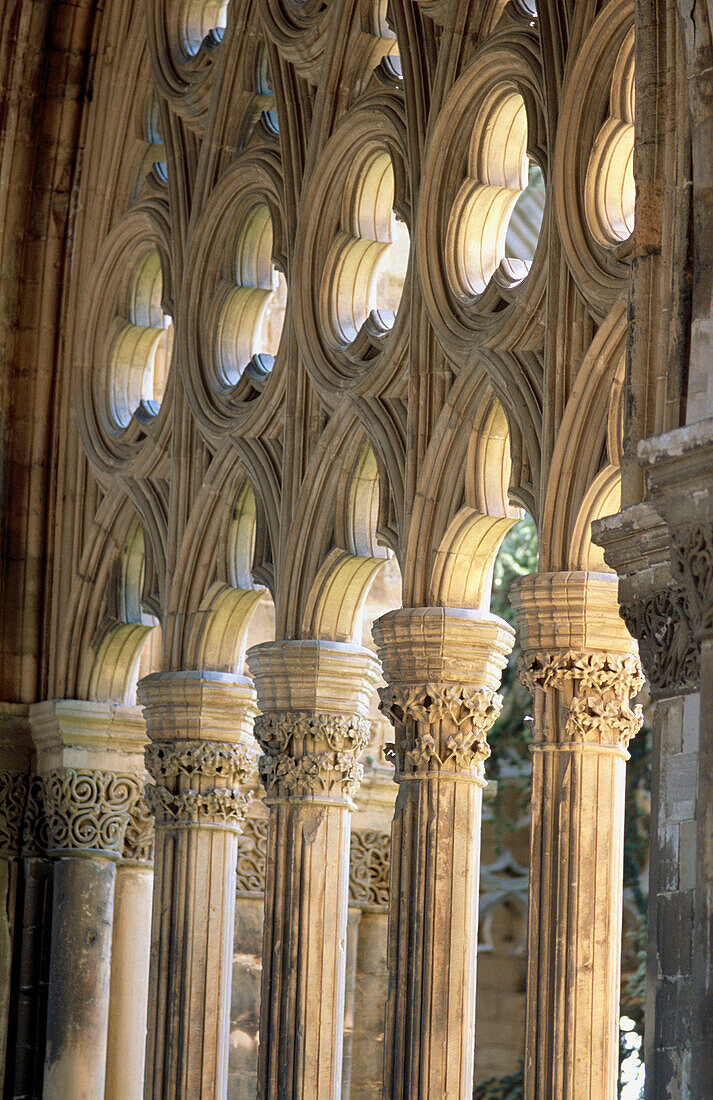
[138,670,258,1100]
[372,606,514,1100]
[509,572,644,1100]
[247,640,380,1100]
[593,503,700,1098]
[0,704,31,1086]
[28,700,147,1100]
[341,907,361,1100]
[105,792,154,1100]
[639,421,713,1098]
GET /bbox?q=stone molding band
[254,711,371,802]
[378,682,502,779]
[518,649,644,748]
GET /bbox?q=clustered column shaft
[372,606,514,1100]
[138,671,258,1100]
[247,640,380,1100]
[510,572,644,1100]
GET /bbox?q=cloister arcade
[1,0,712,1097]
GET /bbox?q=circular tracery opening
[584,29,635,246]
[256,41,279,133]
[321,150,409,346]
[212,204,286,386]
[446,86,545,298]
[108,251,173,429]
[181,0,229,55]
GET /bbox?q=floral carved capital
[254,711,371,801]
[378,683,502,778]
[619,586,699,697]
[144,740,257,831]
[517,650,644,747]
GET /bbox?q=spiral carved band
[619,586,699,697]
[378,683,502,778]
[518,649,644,748]
[254,711,371,801]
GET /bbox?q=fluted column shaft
[373,607,514,1100]
[138,670,258,1100]
[511,572,644,1100]
[247,640,380,1100]
[105,793,154,1100]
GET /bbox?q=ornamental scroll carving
[22,774,49,857]
[620,586,699,697]
[43,769,145,856]
[0,772,28,856]
[670,523,713,638]
[123,791,154,863]
[144,740,258,829]
[236,817,268,894]
[518,650,644,747]
[348,828,390,908]
[378,684,502,778]
[254,712,371,801]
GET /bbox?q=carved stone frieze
[236,817,268,894]
[670,523,713,638]
[0,771,28,857]
[22,774,50,857]
[254,711,371,801]
[378,683,502,777]
[620,585,699,696]
[518,650,644,747]
[122,791,154,864]
[348,828,390,908]
[43,768,144,857]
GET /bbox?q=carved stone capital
[619,586,699,696]
[43,768,145,858]
[348,828,390,909]
[517,649,644,748]
[378,682,502,777]
[0,771,28,858]
[139,672,260,832]
[593,503,700,697]
[122,790,154,864]
[254,711,371,802]
[372,607,513,782]
[639,418,713,639]
[248,641,381,805]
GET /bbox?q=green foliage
[474,1067,524,1099]
[487,517,538,848]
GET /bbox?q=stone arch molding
[417,29,548,363]
[76,206,174,479]
[554,0,635,318]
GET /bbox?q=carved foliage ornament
[144,740,258,828]
[378,683,502,777]
[670,523,713,638]
[253,712,371,801]
[620,586,699,696]
[518,650,644,747]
